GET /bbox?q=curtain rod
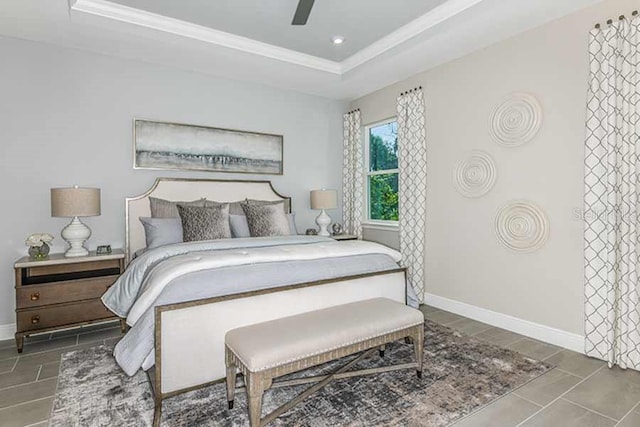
[594,10,637,28]
[346,108,360,114]
[400,86,422,96]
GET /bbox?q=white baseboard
[424,293,585,354]
[0,323,16,341]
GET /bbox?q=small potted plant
[26,233,54,260]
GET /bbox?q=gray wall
[352,0,638,337]
[0,36,346,329]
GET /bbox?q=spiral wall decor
[495,200,549,252]
[489,93,542,147]
[453,150,497,198]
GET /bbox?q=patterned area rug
[49,320,551,426]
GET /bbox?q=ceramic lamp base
[61,216,91,257]
[315,209,332,237]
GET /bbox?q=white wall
[352,0,638,338]
[0,36,346,328]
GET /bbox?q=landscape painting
[134,120,283,175]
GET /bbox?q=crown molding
[341,0,487,72]
[69,0,488,76]
[69,0,343,74]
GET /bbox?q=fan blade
[292,0,315,25]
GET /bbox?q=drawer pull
[30,293,40,301]
[31,315,40,325]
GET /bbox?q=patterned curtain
[397,89,427,302]
[342,110,364,238]
[584,16,640,369]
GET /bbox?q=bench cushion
[225,298,424,371]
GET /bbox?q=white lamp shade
[310,189,337,210]
[51,187,101,218]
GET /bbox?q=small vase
[28,243,50,260]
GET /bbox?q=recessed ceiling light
[331,36,345,45]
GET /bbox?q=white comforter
[104,236,402,327]
[105,236,409,375]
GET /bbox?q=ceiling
[0,0,603,100]
[108,0,448,61]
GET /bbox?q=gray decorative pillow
[230,213,297,237]
[139,217,183,249]
[176,204,231,242]
[205,199,244,215]
[245,198,290,213]
[241,203,290,237]
[150,197,205,218]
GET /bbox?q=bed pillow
[205,199,244,215]
[241,203,290,237]
[176,204,231,242]
[229,214,251,238]
[230,213,297,237]
[286,213,298,235]
[245,198,290,213]
[139,217,183,249]
[150,197,205,218]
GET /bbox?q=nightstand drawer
[16,275,119,309]
[17,299,115,332]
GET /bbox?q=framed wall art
[134,119,283,175]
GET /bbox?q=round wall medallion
[495,200,549,252]
[489,93,542,147]
[453,150,497,198]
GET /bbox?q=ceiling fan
[291,0,315,25]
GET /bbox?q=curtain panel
[584,16,640,369]
[397,90,427,302]
[342,110,364,238]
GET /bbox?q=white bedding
[104,236,413,375]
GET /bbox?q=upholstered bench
[224,297,425,427]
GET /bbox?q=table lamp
[51,186,101,257]
[310,189,337,237]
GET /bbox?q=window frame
[363,117,399,230]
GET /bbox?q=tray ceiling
[108,0,448,62]
[0,0,603,99]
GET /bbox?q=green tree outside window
[368,121,398,221]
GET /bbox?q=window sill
[362,221,399,232]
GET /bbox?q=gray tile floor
[0,307,638,426]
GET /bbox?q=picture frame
[133,119,283,175]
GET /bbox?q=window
[365,119,398,223]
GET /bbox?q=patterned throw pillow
[176,204,231,242]
[150,197,205,218]
[241,203,290,237]
[245,198,290,214]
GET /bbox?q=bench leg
[411,326,424,378]
[152,400,162,427]
[226,363,236,410]
[246,373,266,427]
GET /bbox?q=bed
[104,177,411,421]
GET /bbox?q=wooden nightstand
[13,249,125,352]
[331,234,358,241]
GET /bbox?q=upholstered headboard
[125,177,291,263]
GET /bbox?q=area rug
[49,320,551,426]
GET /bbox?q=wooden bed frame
[124,178,408,425]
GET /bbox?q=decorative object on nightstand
[331,223,343,235]
[51,186,101,257]
[25,233,54,260]
[310,189,337,237]
[13,249,125,352]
